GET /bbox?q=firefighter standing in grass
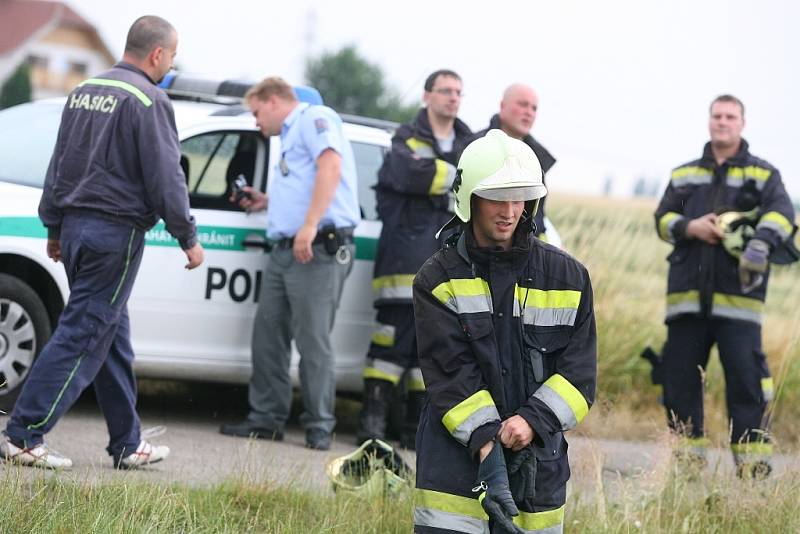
[413,130,597,533]
[654,94,796,477]
[356,69,473,448]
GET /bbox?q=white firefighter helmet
[326,438,412,498]
[453,129,547,223]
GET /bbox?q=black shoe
[305,428,332,450]
[219,421,283,441]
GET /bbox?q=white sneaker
[0,433,73,469]
[117,440,169,469]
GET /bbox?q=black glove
[474,443,526,534]
[506,446,537,503]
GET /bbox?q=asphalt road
[2,381,798,496]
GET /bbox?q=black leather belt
[273,227,354,250]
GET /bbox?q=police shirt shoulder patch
[315,118,329,134]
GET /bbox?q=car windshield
[0,101,63,188]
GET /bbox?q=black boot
[400,391,426,450]
[356,378,393,445]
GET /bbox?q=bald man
[474,84,556,240]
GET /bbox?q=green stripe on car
[0,217,378,260]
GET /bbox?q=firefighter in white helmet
[412,130,597,533]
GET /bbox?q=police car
[0,74,561,411]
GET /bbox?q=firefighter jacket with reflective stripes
[371,109,472,306]
[654,140,795,325]
[474,114,557,239]
[411,225,597,532]
[39,62,197,249]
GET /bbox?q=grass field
[3,456,799,533]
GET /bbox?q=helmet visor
[474,184,547,202]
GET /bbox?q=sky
[64,0,799,200]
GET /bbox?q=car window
[351,141,387,221]
[182,131,263,211]
[0,101,62,188]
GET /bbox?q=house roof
[0,0,113,59]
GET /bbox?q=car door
[321,129,389,391]
[129,123,271,383]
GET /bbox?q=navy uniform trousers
[7,212,145,461]
[662,316,771,444]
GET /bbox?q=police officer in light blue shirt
[267,101,360,240]
[220,77,359,451]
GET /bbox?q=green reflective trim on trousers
[79,78,152,107]
[110,228,136,305]
[27,355,84,430]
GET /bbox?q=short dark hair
[710,94,745,117]
[424,69,461,92]
[124,16,176,59]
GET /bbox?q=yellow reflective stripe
[727,166,772,181]
[671,166,712,186]
[371,332,393,347]
[731,442,773,455]
[373,274,415,301]
[758,211,793,236]
[514,505,565,531]
[542,374,589,425]
[415,488,487,519]
[372,274,415,291]
[405,138,436,158]
[408,377,426,392]
[432,278,493,314]
[430,159,451,195]
[370,323,395,347]
[761,377,774,401]
[537,232,549,243]
[442,390,495,435]
[515,287,581,310]
[432,278,490,303]
[712,293,763,312]
[658,211,682,242]
[667,290,699,306]
[672,166,711,179]
[79,78,152,106]
[362,367,402,385]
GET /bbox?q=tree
[305,45,417,123]
[0,63,32,109]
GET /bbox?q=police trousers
[6,212,144,459]
[247,242,354,434]
[662,316,771,444]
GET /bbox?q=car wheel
[0,274,52,414]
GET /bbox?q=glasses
[431,88,463,97]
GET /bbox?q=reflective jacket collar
[455,223,532,272]
[700,138,751,167]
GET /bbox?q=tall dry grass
[548,195,800,447]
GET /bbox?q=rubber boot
[356,379,393,445]
[400,391,426,450]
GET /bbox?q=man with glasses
[475,84,556,241]
[356,70,472,449]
